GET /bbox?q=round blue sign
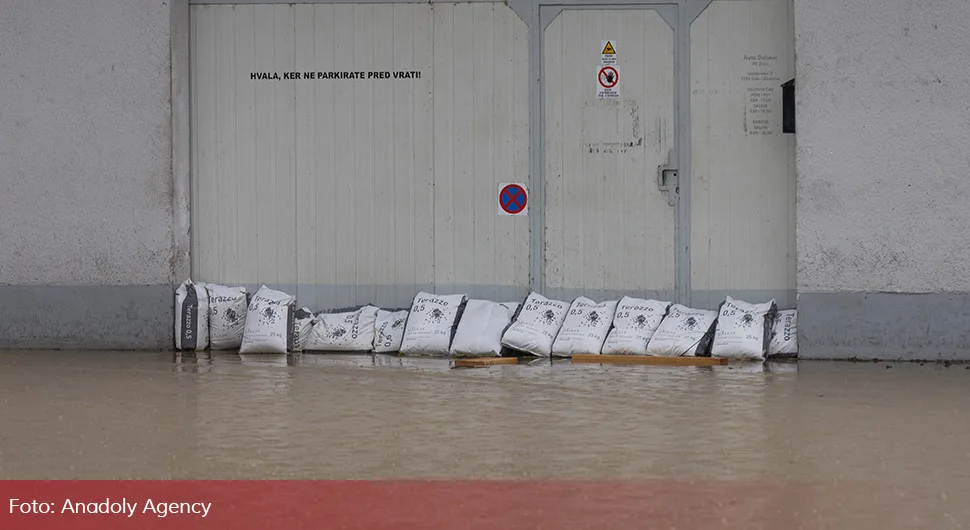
[499,184,527,214]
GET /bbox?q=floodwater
[2,351,970,528]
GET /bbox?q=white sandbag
[305,305,380,352]
[601,297,671,355]
[238,286,296,354]
[551,297,618,357]
[645,304,718,357]
[205,283,248,350]
[449,300,519,357]
[289,307,314,352]
[372,309,409,353]
[711,296,778,361]
[500,292,570,357]
[768,309,798,357]
[399,293,468,356]
[174,279,209,351]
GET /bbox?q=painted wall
[794,0,970,359]
[0,0,177,349]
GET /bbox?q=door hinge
[657,150,679,207]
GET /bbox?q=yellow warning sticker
[601,41,616,55]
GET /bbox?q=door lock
[657,150,679,207]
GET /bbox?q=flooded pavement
[1,351,970,527]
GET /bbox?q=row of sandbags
[175,280,798,360]
[174,280,406,354]
[393,291,797,361]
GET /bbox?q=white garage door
[190,2,530,310]
[191,0,797,312]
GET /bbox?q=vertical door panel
[543,8,676,302]
[432,3,531,303]
[689,0,797,309]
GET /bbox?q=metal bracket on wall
[657,150,678,207]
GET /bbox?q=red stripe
[0,479,872,530]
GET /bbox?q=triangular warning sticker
[602,41,616,55]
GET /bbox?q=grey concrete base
[543,288,675,305]
[0,285,173,350]
[235,284,791,312]
[690,289,796,311]
[236,283,528,312]
[797,292,970,361]
[545,289,793,310]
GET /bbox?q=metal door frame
[530,0,712,305]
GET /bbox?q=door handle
[657,150,678,207]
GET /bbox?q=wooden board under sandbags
[453,357,521,368]
[571,354,728,367]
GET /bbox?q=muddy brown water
[1,351,969,527]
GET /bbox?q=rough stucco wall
[794,0,970,293]
[0,0,174,286]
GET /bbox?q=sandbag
[239,286,296,354]
[768,309,798,357]
[174,279,209,352]
[206,283,248,350]
[449,300,519,357]
[710,296,777,360]
[305,305,380,352]
[289,307,315,352]
[551,297,618,357]
[601,297,671,355]
[399,293,468,356]
[372,309,410,353]
[500,292,570,357]
[645,304,718,357]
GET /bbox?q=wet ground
[1,351,969,527]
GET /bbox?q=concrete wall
[794,0,970,359]
[0,0,179,349]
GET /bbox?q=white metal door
[542,6,677,302]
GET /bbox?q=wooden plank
[453,357,520,368]
[571,354,729,366]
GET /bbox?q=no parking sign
[498,183,528,216]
